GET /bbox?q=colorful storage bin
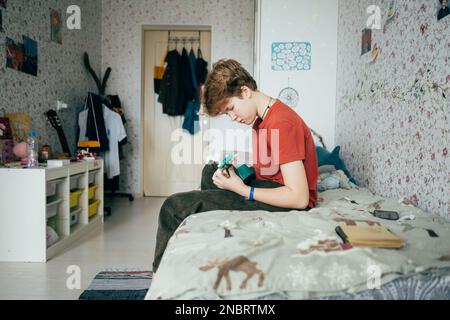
[70,190,83,208]
[46,182,57,198]
[88,184,97,200]
[46,198,62,219]
[70,174,83,192]
[46,178,64,198]
[88,170,99,185]
[88,199,100,218]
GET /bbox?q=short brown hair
[202,59,257,116]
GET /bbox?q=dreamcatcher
[278,78,299,108]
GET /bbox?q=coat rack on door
[167,31,201,48]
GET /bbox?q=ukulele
[45,110,72,157]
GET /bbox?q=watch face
[278,87,299,108]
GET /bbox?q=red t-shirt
[252,99,319,209]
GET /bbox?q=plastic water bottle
[27,130,38,168]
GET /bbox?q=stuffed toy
[13,141,28,163]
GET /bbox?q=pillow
[318,165,336,174]
[317,170,357,192]
[315,146,357,185]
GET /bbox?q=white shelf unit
[0,160,104,262]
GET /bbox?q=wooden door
[143,30,211,196]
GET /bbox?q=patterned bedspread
[321,270,450,300]
[146,188,450,300]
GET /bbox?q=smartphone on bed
[371,210,399,221]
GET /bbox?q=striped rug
[79,270,153,300]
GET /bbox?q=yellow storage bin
[88,184,97,200]
[70,190,83,208]
[88,199,101,218]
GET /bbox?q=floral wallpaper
[336,0,449,219]
[101,0,255,195]
[0,0,102,155]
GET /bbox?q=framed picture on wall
[22,36,38,76]
[361,28,372,56]
[437,0,450,20]
[271,42,312,71]
[50,9,62,44]
[6,37,24,72]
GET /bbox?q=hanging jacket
[106,95,127,125]
[158,50,182,116]
[158,48,196,116]
[179,48,196,114]
[86,92,109,152]
[182,49,201,135]
[195,49,208,85]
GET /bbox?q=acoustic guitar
[45,109,72,157]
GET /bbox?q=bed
[146,185,450,300]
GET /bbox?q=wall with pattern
[0,0,102,154]
[336,0,449,218]
[101,0,256,195]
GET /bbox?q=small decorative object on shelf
[47,159,70,167]
[40,145,50,162]
[13,141,28,165]
[75,149,97,161]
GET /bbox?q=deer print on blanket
[296,230,351,255]
[224,227,233,238]
[199,256,265,291]
[299,239,343,255]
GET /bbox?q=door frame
[140,25,213,197]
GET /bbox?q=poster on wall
[22,36,38,76]
[50,9,62,44]
[6,37,24,72]
[437,0,450,20]
[361,28,372,56]
[5,36,38,76]
[0,0,6,9]
[271,42,311,71]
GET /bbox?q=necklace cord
[261,97,272,120]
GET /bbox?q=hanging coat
[179,48,196,114]
[195,49,208,85]
[158,50,182,116]
[182,49,201,135]
[158,48,195,116]
[86,92,109,152]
